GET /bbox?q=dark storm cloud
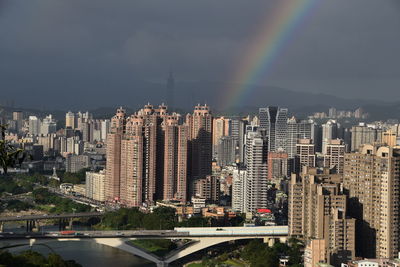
[1,0,400,109]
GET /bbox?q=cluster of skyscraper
[2,110,114,174]
[104,104,212,206]
[227,107,400,265]
[289,142,400,266]
[232,107,321,214]
[48,111,109,157]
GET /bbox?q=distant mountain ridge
[2,80,397,120]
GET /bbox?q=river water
[4,224,155,267]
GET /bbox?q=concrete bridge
[0,226,288,267]
[0,212,104,232]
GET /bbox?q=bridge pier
[28,220,35,232]
[69,218,73,230]
[263,237,275,247]
[58,219,69,231]
[26,220,35,232]
[34,220,40,232]
[156,262,168,267]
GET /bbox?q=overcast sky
[1,0,400,109]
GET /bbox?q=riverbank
[7,241,154,267]
[185,258,247,267]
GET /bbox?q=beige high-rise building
[244,129,268,213]
[382,130,397,147]
[212,117,230,157]
[12,111,23,121]
[323,139,345,174]
[86,170,106,202]
[121,104,167,205]
[120,134,143,207]
[322,120,338,154]
[105,104,190,206]
[194,175,220,204]
[267,152,288,180]
[37,134,56,153]
[105,107,126,202]
[304,239,326,267]
[105,133,123,201]
[296,139,316,173]
[163,116,188,203]
[344,144,400,259]
[186,104,213,194]
[289,167,355,265]
[12,111,23,132]
[65,111,76,129]
[350,123,382,152]
[129,107,159,203]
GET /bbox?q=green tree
[287,237,304,266]
[0,125,28,174]
[241,240,279,267]
[152,206,176,229]
[17,250,47,266]
[0,250,82,267]
[178,216,209,227]
[126,208,144,228]
[3,200,34,212]
[48,253,68,267]
[32,188,91,213]
[241,240,263,261]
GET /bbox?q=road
[44,185,106,208]
[0,230,185,239]
[0,212,104,222]
[0,226,289,239]
[43,185,120,211]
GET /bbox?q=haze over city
[1,0,400,110]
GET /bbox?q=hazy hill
[2,80,397,120]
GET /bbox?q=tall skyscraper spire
[166,71,175,111]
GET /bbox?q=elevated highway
[0,226,289,267]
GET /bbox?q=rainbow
[222,0,320,110]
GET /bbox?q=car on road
[60,230,76,235]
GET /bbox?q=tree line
[96,207,244,230]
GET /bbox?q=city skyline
[2,101,400,266]
[2,1,400,266]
